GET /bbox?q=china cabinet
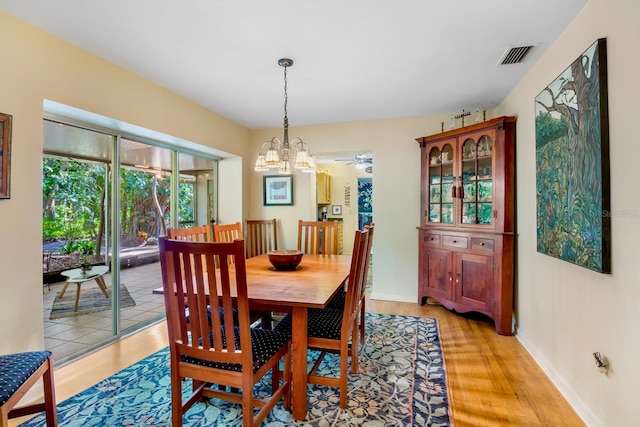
[416,116,516,335]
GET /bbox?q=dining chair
[297,220,339,255]
[276,228,369,408]
[167,225,212,275]
[158,237,291,426]
[212,222,244,264]
[327,223,375,343]
[0,351,58,427]
[212,221,243,243]
[167,226,261,327]
[167,225,211,242]
[244,219,278,258]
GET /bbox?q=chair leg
[340,342,349,409]
[283,346,291,410]
[43,357,58,426]
[350,326,359,375]
[1,409,10,427]
[359,299,366,343]
[241,378,254,427]
[171,372,183,427]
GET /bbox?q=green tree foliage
[42,157,195,250]
[535,112,568,149]
[42,158,105,241]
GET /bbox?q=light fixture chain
[283,63,288,122]
[255,58,315,174]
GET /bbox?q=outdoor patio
[42,251,166,363]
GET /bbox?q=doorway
[357,177,373,230]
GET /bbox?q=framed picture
[534,38,610,273]
[0,112,12,199]
[263,175,293,206]
[332,204,342,215]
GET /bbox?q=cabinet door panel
[422,248,452,300]
[454,252,493,311]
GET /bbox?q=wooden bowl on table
[268,250,303,271]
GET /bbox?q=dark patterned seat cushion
[326,289,347,309]
[0,351,52,405]
[185,306,239,326]
[182,327,289,373]
[274,307,344,341]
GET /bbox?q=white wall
[496,0,640,425]
[0,11,249,354]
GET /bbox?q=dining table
[155,252,352,420]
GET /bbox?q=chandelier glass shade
[254,58,315,174]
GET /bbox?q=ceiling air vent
[498,45,535,65]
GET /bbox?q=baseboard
[516,331,603,427]
[369,292,416,303]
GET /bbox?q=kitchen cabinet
[416,116,516,335]
[317,172,331,205]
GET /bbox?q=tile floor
[42,262,166,363]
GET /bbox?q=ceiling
[0,1,588,130]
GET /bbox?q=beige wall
[248,115,464,303]
[497,0,639,425]
[0,11,250,354]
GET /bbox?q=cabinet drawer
[442,235,468,249]
[423,233,441,246]
[471,238,494,252]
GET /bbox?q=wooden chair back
[343,228,370,333]
[356,223,374,341]
[212,222,244,264]
[305,227,369,408]
[244,219,278,258]
[167,225,211,242]
[297,220,339,255]
[158,237,290,426]
[212,221,243,243]
[167,225,212,274]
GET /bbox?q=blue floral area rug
[21,313,450,426]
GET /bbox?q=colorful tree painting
[534,38,610,273]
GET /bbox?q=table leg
[291,306,309,421]
[74,283,82,312]
[95,276,110,298]
[58,279,71,299]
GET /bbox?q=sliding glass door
[42,120,217,362]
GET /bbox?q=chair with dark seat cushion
[159,237,290,426]
[275,228,369,408]
[327,223,374,342]
[0,351,57,426]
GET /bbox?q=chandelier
[254,58,315,174]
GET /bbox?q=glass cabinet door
[427,143,455,224]
[460,135,493,225]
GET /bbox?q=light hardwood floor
[11,297,585,426]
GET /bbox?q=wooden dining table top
[241,253,351,307]
[155,253,352,309]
